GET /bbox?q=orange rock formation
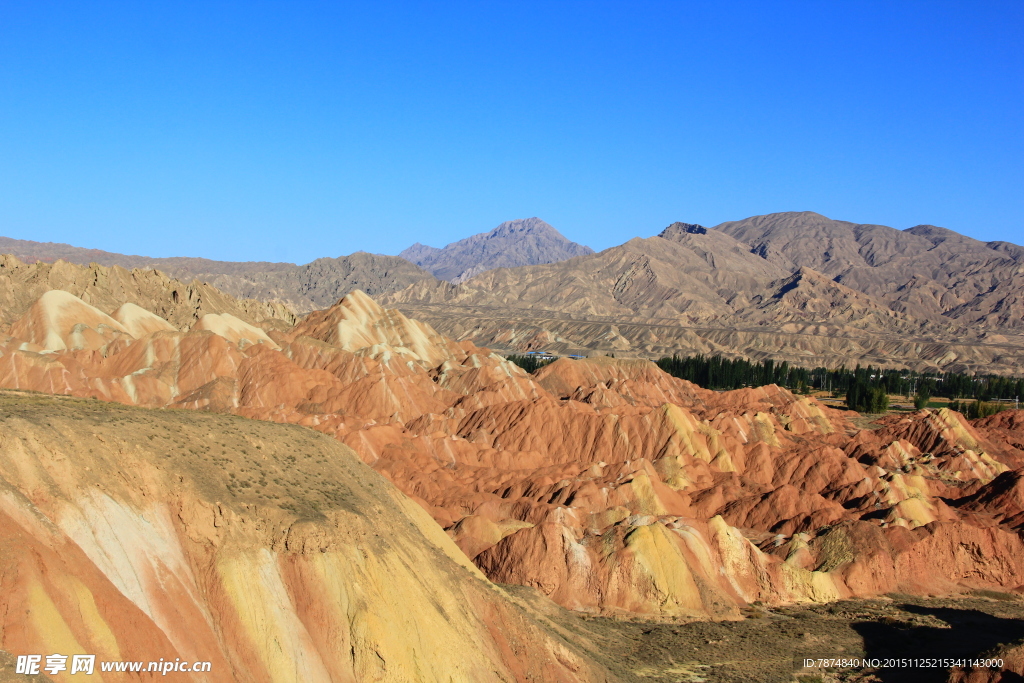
[0,395,612,681]
[1,288,1023,625]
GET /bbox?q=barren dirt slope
[0,255,295,330]
[715,211,1024,328]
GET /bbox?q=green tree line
[656,353,1023,413]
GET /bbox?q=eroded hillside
[0,392,614,682]
[2,285,1023,635]
[0,255,295,330]
[0,242,434,315]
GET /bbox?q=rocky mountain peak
[904,223,981,247]
[489,216,559,237]
[398,217,595,282]
[658,222,709,239]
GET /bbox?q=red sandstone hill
[2,284,1023,632]
[0,393,613,681]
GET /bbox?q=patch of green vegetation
[971,589,1020,602]
[504,354,555,374]
[847,379,889,413]
[657,354,1024,404]
[949,400,1010,419]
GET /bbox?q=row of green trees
[655,353,1022,413]
[947,399,1010,419]
[655,355,815,393]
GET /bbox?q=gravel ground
[505,587,1024,683]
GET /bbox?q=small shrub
[913,388,932,410]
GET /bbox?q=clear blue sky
[1,1,1021,263]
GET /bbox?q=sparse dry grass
[0,390,380,521]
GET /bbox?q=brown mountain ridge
[0,236,434,314]
[4,210,1023,372]
[385,212,1024,373]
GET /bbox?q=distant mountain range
[383,212,1024,373]
[390,212,1024,329]
[0,236,432,314]
[398,217,594,282]
[0,217,593,311]
[3,211,1023,372]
